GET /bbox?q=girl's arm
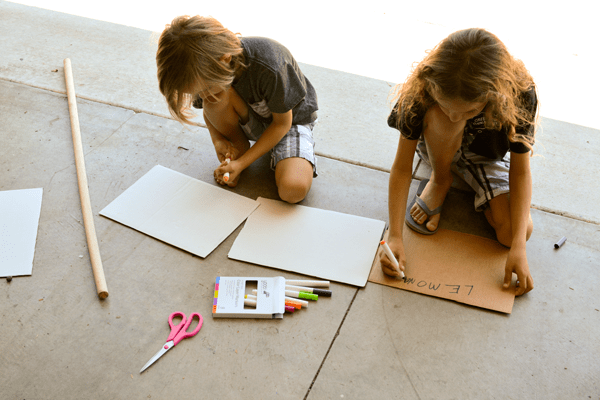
[382,135,418,276]
[503,151,534,295]
[215,110,293,182]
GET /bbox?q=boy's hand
[380,236,406,277]
[503,245,534,296]
[213,139,238,164]
[214,154,242,187]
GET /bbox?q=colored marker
[247,294,302,309]
[251,289,309,307]
[285,289,318,301]
[380,240,405,278]
[554,236,567,249]
[285,299,302,309]
[285,279,330,288]
[286,285,332,297]
[245,297,293,312]
[223,157,230,182]
[285,296,308,308]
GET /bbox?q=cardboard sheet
[100,165,259,258]
[369,227,515,313]
[228,197,386,287]
[0,188,43,277]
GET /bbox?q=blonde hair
[393,28,538,151]
[156,15,245,124]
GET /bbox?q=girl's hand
[503,245,534,296]
[380,236,406,277]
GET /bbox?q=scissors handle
[168,312,203,347]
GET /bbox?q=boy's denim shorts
[240,109,318,177]
[416,138,510,212]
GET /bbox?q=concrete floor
[1,2,599,399]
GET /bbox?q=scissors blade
[140,341,174,373]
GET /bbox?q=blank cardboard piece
[100,165,259,258]
[0,188,43,277]
[228,197,386,287]
[369,227,516,313]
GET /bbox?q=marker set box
[212,277,332,319]
[212,276,286,319]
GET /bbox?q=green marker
[286,289,318,301]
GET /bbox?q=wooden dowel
[63,58,108,299]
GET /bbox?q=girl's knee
[494,221,513,247]
[488,208,534,247]
[526,214,534,241]
[423,105,466,140]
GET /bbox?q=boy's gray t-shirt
[232,37,318,125]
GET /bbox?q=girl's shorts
[416,138,510,212]
[240,109,318,177]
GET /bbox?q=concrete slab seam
[90,113,138,151]
[0,77,190,126]
[303,288,360,400]
[4,76,394,172]
[531,204,600,226]
[315,154,393,174]
[6,78,598,229]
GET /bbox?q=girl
[381,28,538,296]
[156,16,318,203]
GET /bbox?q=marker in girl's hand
[380,240,405,278]
[223,157,230,182]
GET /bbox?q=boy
[156,15,318,203]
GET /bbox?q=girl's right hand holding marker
[380,236,406,277]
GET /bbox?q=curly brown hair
[393,28,538,151]
[156,15,246,124]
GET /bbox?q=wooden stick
[63,58,108,299]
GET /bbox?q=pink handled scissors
[140,311,203,373]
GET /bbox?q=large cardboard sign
[369,227,516,313]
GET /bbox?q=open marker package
[212,276,286,319]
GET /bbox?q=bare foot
[410,179,451,232]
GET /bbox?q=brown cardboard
[369,227,516,313]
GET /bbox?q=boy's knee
[275,158,314,203]
[278,180,310,204]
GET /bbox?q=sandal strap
[415,196,442,217]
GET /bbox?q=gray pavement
[1,2,599,399]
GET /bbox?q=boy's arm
[383,135,418,276]
[205,117,239,163]
[215,110,293,182]
[503,151,534,295]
